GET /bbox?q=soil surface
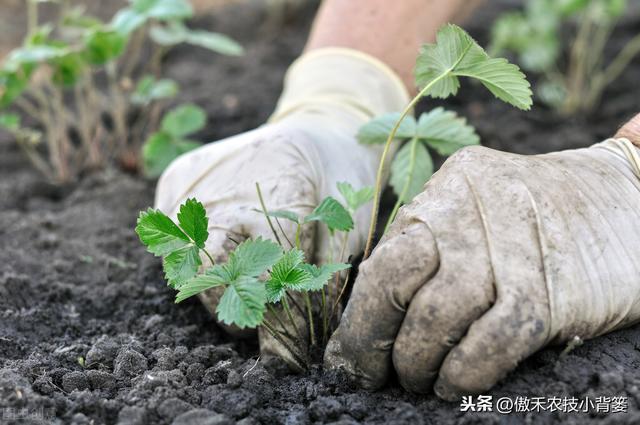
[3,1,640,424]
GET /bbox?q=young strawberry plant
[361,24,532,257]
[142,103,206,177]
[490,0,637,114]
[136,182,371,368]
[0,0,242,183]
[357,107,479,233]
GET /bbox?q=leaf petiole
[385,137,420,233]
[201,247,215,266]
[364,70,450,258]
[282,295,305,343]
[304,293,316,346]
[255,182,283,247]
[262,319,308,368]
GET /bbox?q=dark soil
[3,1,640,424]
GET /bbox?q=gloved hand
[154,48,409,364]
[325,116,640,400]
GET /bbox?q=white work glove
[154,48,409,362]
[325,128,640,400]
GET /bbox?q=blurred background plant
[0,0,243,183]
[490,0,640,115]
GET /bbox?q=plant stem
[327,234,335,301]
[42,82,73,182]
[330,268,352,323]
[333,232,348,300]
[321,288,328,344]
[28,87,61,180]
[106,62,129,155]
[563,8,594,114]
[586,21,613,80]
[286,292,306,318]
[201,248,216,266]
[364,73,448,259]
[282,296,305,342]
[14,97,42,122]
[384,137,419,233]
[121,26,147,78]
[59,0,70,25]
[328,233,334,263]
[587,32,640,110]
[27,0,38,37]
[304,293,316,346]
[255,182,283,246]
[266,304,298,343]
[262,320,307,368]
[81,71,107,160]
[12,131,53,180]
[295,224,302,249]
[74,78,101,168]
[275,218,294,248]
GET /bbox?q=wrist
[615,112,640,147]
[269,47,410,124]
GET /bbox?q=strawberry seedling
[361,24,533,257]
[136,182,372,367]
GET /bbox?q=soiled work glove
[325,119,640,400]
[154,48,409,363]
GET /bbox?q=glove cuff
[269,47,411,123]
[596,137,640,180]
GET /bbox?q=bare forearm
[305,0,482,91]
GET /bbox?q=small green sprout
[135,181,368,367]
[336,182,374,214]
[142,104,206,177]
[361,24,532,257]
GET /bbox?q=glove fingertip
[323,334,386,390]
[433,374,465,402]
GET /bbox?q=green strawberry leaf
[175,266,228,303]
[135,208,190,256]
[216,276,266,329]
[111,9,146,34]
[415,107,479,155]
[415,24,532,110]
[132,0,193,20]
[161,104,206,138]
[265,249,312,302]
[390,139,433,203]
[297,263,351,292]
[131,75,178,105]
[304,197,353,232]
[0,113,20,131]
[84,29,126,65]
[357,112,416,145]
[230,237,283,277]
[142,131,200,178]
[51,52,86,86]
[252,209,300,224]
[336,182,374,213]
[163,244,201,288]
[177,198,208,248]
[185,30,243,56]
